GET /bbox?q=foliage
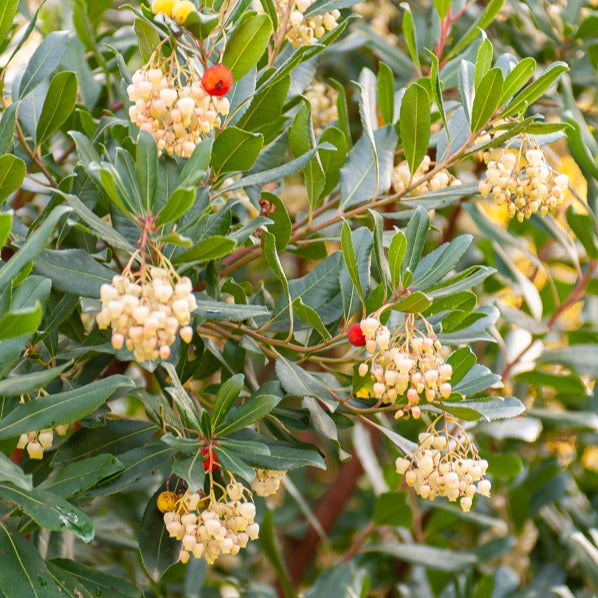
[0,0,597,596]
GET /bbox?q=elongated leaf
[341,221,365,306]
[0,303,42,340]
[366,543,477,571]
[475,38,493,88]
[0,453,32,490]
[0,375,134,440]
[212,373,244,429]
[223,13,272,80]
[402,206,429,276]
[302,397,350,460]
[0,154,26,203]
[216,394,281,435]
[194,300,270,321]
[19,31,69,99]
[392,291,432,312]
[263,231,293,334]
[212,127,263,176]
[499,57,536,107]
[441,396,525,422]
[389,230,407,289]
[399,83,430,175]
[0,0,18,45]
[0,483,94,542]
[172,453,205,492]
[377,62,395,124]
[0,205,71,290]
[471,68,503,132]
[34,249,114,298]
[293,297,331,339]
[401,4,420,72]
[0,103,18,155]
[0,520,62,598]
[136,131,158,213]
[172,235,236,264]
[36,71,77,144]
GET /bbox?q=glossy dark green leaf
[0,0,18,44]
[223,13,272,80]
[399,83,430,175]
[212,373,244,430]
[172,235,236,264]
[136,131,158,213]
[0,452,32,490]
[391,291,432,313]
[0,102,18,155]
[471,68,503,132]
[0,154,26,203]
[216,394,281,435]
[212,127,263,176]
[36,71,78,144]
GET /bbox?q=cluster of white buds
[159,484,259,565]
[97,266,196,363]
[358,316,453,416]
[305,82,338,134]
[251,469,286,497]
[275,0,340,47]
[395,425,491,512]
[478,145,568,222]
[127,65,229,158]
[392,156,462,195]
[17,424,69,459]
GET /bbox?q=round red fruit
[347,323,366,346]
[202,64,233,96]
[202,447,219,472]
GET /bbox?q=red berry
[201,64,233,96]
[347,323,366,346]
[202,447,219,472]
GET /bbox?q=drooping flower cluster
[275,0,341,47]
[17,424,69,459]
[395,423,491,512]
[392,156,462,195]
[305,82,338,134]
[478,145,568,222]
[158,482,259,565]
[358,316,453,417]
[97,263,195,363]
[127,59,230,158]
[251,469,286,497]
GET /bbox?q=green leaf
[0,0,18,45]
[260,512,297,598]
[445,0,505,61]
[263,192,291,250]
[366,543,478,571]
[276,356,336,411]
[475,38,493,88]
[447,346,477,384]
[498,57,536,107]
[139,487,180,582]
[18,30,69,99]
[0,154,26,203]
[0,303,42,340]
[566,209,598,259]
[225,439,325,470]
[212,127,263,176]
[0,102,18,155]
[400,4,420,72]
[373,491,412,527]
[0,483,94,542]
[0,520,62,598]
[399,83,430,175]
[212,444,255,481]
[441,396,525,421]
[211,373,244,430]
[402,206,429,276]
[0,452,32,490]
[41,454,124,498]
[501,62,569,118]
[172,453,205,492]
[134,17,160,63]
[471,68,503,133]
[391,291,432,312]
[0,205,71,290]
[177,139,212,188]
[35,71,77,144]
[216,394,281,435]
[223,13,273,80]
[0,375,134,440]
[33,249,114,298]
[302,397,350,461]
[293,297,331,339]
[540,344,598,377]
[194,300,270,321]
[0,212,11,249]
[162,363,201,432]
[136,131,158,214]
[263,231,293,334]
[388,230,407,289]
[377,62,395,124]
[172,235,236,265]
[155,188,195,227]
[340,221,365,307]
[47,559,142,598]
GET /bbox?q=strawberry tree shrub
[0,0,597,595]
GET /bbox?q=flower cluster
[251,469,286,497]
[275,0,341,47]
[158,483,259,565]
[127,62,230,158]
[392,156,462,195]
[97,264,195,363]
[395,424,491,512]
[17,424,69,459]
[358,316,453,417]
[478,145,568,222]
[305,82,338,134]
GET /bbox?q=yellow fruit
[172,0,196,25]
[157,491,177,513]
[151,0,176,17]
